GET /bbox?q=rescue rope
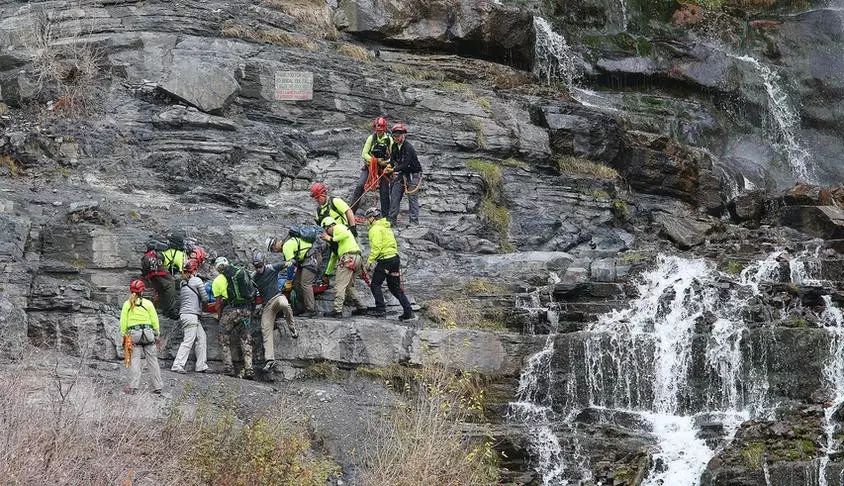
[403,173,423,195]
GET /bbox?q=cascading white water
[532,16,579,88]
[818,296,844,486]
[615,0,629,31]
[730,54,815,183]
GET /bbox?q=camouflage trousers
[219,307,253,371]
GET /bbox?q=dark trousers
[370,255,412,314]
[388,172,420,224]
[148,273,179,319]
[350,166,391,215]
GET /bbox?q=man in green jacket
[320,216,367,318]
[364,208,415,320]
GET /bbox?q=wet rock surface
[0,0,844,484]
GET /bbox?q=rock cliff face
[2,0,844,484]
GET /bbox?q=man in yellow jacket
[320,216,367,318]
[364,208,415,320]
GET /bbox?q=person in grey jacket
[171,258,209,373]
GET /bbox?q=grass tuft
[468,159,512,251]
[335,43,373,62]
[556,156,618,180]
[221,21,319,50]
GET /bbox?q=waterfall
[729,54,815,183]
[819,296,844,486]
[532,16,579,88]
[511,251,809,484]
[615,0,629,31]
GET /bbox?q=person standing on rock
[364,207,415,320]
[120,279,163,395]
[387,123,422,227]
[162,233,187,275]
[212,257,255,379]
[267,231,323,318]
[310,182,359,236]
[141,241,180,320]
[350,116,393,216]
[171,259,209,374]
[320,216,367,318]
[250,251,297,373]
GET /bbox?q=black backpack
[223,264,256,305]
[315,197,348,226]
[369,135,391,160]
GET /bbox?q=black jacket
[390,140,422,174]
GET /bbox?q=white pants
[172,314,208,372]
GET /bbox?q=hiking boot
[242,369,255,380]
[223,365,235,376]
[170,366,187,374]
[288,326,299,339]
[351,307,368,316]
[326,310,344,318]
[398,312,416,321]
[262,360,276,372]
[299,311,317,318]
[367,309,387,318]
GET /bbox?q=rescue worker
[141,242,180,320]
[320,216,367,318]
[120,279,163,395]
[212,257,254,379]
[350,116,393,216]
[364,208,415,320]
[267,233,321,317]
[251,251,297,372]
[171,259,209,374]
[310,182,359,236]
[162,233,187,275]
[387,123,422,226]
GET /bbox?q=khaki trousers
[261,294,294,361]
[294,267,317,312]
[128,343,163,391]
[333,253,364,313]
[172,314,208,372]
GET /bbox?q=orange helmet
[373,117,388,132]
[309,182,327,199]
[183,259,199,273]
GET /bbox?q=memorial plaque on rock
[274,71,314,101]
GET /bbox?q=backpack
[141,249,164,276]
[288,225,323,243]
[315,197,347,226]
[296,237,327,272]
[167,232,186,250]
[369,135,391,160]
[223,264,256,305]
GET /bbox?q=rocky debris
[701,405,827,486]
[654,212,721,249]
[729,191,766,223]
[152,105,240,131]
[780,206,844,240]
[534,102,622,162]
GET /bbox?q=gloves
[322,275,330,285]
[350,226,358,237]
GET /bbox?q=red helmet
[373,117,388,131]
[310,182,327,199]
[129,279,146,294]
[391,123,408,134]
[190,246,207,265]
[183,258,199,273]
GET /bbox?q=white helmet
[214,256,229,269]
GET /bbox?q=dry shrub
[360,366,499,486]
[424,298,507,331]
[0,154,23,176]
[262,0,338,39]
[556,156,619,180]
[0,356,338,485]
[221,21,319,50]
[336,43,373,62]
[27,10,103,117]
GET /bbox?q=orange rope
[363,156,382,192]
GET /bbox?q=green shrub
[556,156,618,180]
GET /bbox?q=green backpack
[223,264,256,305]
